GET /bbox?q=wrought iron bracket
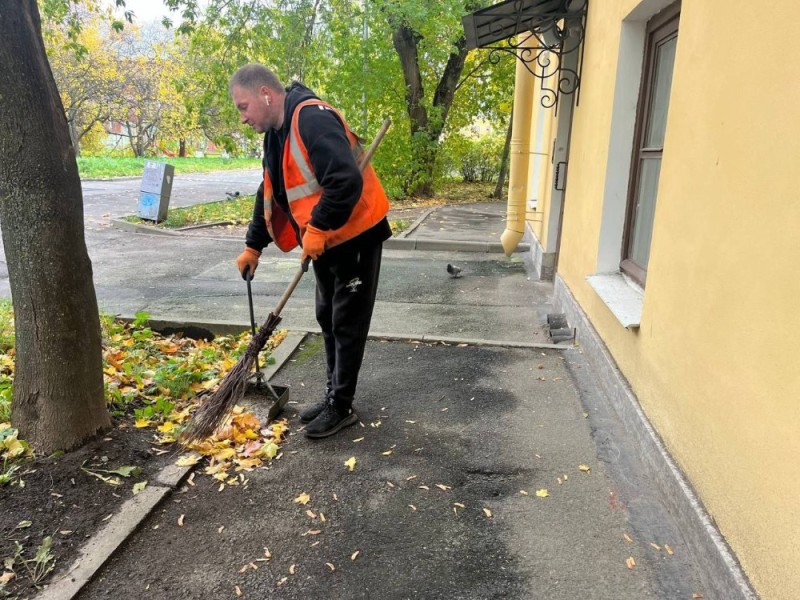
[467,0,588,111]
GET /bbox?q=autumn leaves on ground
[0,303,290,597]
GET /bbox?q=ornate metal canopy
[462,0,588,110]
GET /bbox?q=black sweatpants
[312,238,383,409]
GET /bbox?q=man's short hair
[229,64,284,94]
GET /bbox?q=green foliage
[0,300,14,354]
[41,0,514,197]
[438,129,505,183]
[77,157,260,178]
[390,219,412,236]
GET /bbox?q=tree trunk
[179,138,186,158]
[0,1,110,453]
[392,22,470,197]
[493,111,513,199]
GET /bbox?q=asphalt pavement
[4,172,711,598]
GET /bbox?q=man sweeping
[230,63,391,438]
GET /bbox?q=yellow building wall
[546,1,800,598]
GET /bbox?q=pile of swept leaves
[0,306,290,489]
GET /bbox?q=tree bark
[392,21,470,197]
[493,111,513,199]
[0,1,110,453]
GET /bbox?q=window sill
[586,272,643,329]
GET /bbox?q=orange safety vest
[263,99,389,252]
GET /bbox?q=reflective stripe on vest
[263,98,390,253]
[286,123,322,202]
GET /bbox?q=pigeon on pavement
[446,263,462,278]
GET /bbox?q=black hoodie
[245,82,390,253]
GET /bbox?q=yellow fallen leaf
[176,454,201,467]
[623,532,633,543]
[178,514,185,527]
[320,513,326,522]
[157,421,177,433]
[306,509,317,519]
[409,504,417,511]
[326,562,336,571]
[214,448,237,461]
[289,564,296,575]
[483,508,492,518]
[435,484,451,491]
[345,456,357,471]
[692,594,704,599]
[419,485,430,490]
[351,550,360,561]
[626,556,636,569]
[386,481,395,488]
[650,542,661,551]
[134,418,150,428]
[536,489,549,498]
[352,437,364,443]
[261,441,279,459]
[294,492,311,505]
[277,576,287,586]
[520,490,529,496]
[234,585,242,597]
[454,502,465,509]
[578,464,591,473]
[235,457,262,471]
[665,544,674,555]
[382,450,393,456]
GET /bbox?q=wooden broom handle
[271,118,392,318]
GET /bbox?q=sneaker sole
[304,412,358,439]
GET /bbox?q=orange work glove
[236,247,261,280]
[301,225,328,262]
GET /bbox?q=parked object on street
[137,161,174,223]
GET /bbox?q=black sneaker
[304,404,358,438]
[299,401,327,424]
[299,385,333,423]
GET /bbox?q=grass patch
[392,180,506,208]
[78,156,261,179]
[390,219,412,236]
[127,195,254,228]
[291,335,324,367]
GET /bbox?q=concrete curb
[110,217,182,237]
[38,484,177,600]
[397,207,437,238]
[109,217,527,254]
[117,316,567,350]
[38,329,308,600]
